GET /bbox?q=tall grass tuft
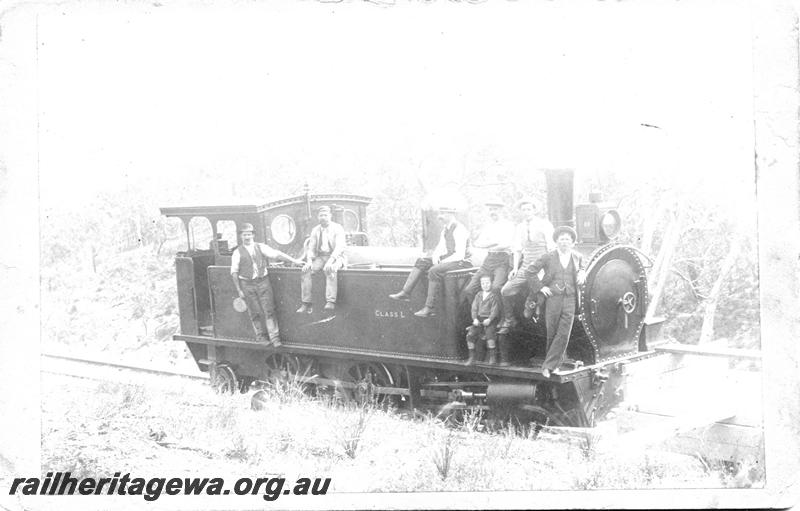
[336,402,373,459]
[430,429,458,480]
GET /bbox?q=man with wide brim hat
[231,222,304,346]
[552,225,577,243]
[389,205,472,317]
[524,224,586,377]
[297,205,347,313]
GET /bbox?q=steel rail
[40,352,208,381]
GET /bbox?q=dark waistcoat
[237,244,267,279]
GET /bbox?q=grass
[41,371,751,493]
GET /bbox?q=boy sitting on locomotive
[465,275,501,365]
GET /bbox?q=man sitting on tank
[459,198,514,306]
[526,226,586,377]
[388,206,471,317]
[498,198,555,331]
[465,275,501,365]
[231,223,304,346]
[297,205,347,313]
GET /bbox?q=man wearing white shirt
[231,223,304,346]
[460,199,514,304]
[297,206,348,313]
[499,199,556,330]
[389,207,472,317]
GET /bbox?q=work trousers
[414,258,471,307]
[461,252,510,302]
[500,264,543,321]
[241,277,280,343]
[542,293,576,371]
[301,254,344,304]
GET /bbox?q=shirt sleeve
[230,249,240,275]
[258,243,281,259]
[543,220,556,251]
[306,227,318,259]
[512,223,524,252]
[331,223,347,258]
[496,220,515,252]
[451,224,468,260]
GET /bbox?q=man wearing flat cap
[231,223,304,346]
[389,206,472,317]
[499,198,555,330]
[297,205,347,313]
[460,198,514,304]
[525,225,586,377]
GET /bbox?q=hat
[515,198,538,210]
[239,222,255,233]
[317,205,332,214]
[438,206,457,214]
[553,225,577,243]
[232,297,248,313]
[484,198,505,208]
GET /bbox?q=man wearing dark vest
[297,206,347,313]
[389,207,471,317]
[231,223,303,346]
[526,226,586,377]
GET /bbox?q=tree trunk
[698,236,742,344]
[646,211,682,320]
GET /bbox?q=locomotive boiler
[160,171,658,428]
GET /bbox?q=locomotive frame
[160,170,661,428]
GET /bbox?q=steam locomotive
[160,170,658,428]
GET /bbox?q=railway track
[40,352,208,386]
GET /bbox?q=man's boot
[414,279,439,317]
[497,333,511,367]
[486,339,498,365]
[389,267,423,301]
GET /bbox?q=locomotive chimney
[544,169,575,227]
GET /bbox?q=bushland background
[40,163,760,365]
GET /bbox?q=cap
[515,198,538,210]
[317,206,332,215]
[438,206,458,214]
[239,222,255,233]
[553,225,578,243]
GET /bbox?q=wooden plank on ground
[610,403,737,451]
[655,343,762,361]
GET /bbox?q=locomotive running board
[175,334,660,382]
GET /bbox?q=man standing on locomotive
[459,199,514,305]
[388,206,471,318]
[231,223,304,346]
[297,205,347,313]
[498,199,555,330]
[527,226,586,377]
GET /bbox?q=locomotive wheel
[263,354,315,389]
[211,363,237,394]
[318,360,397,406]
[347,362,398,407]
